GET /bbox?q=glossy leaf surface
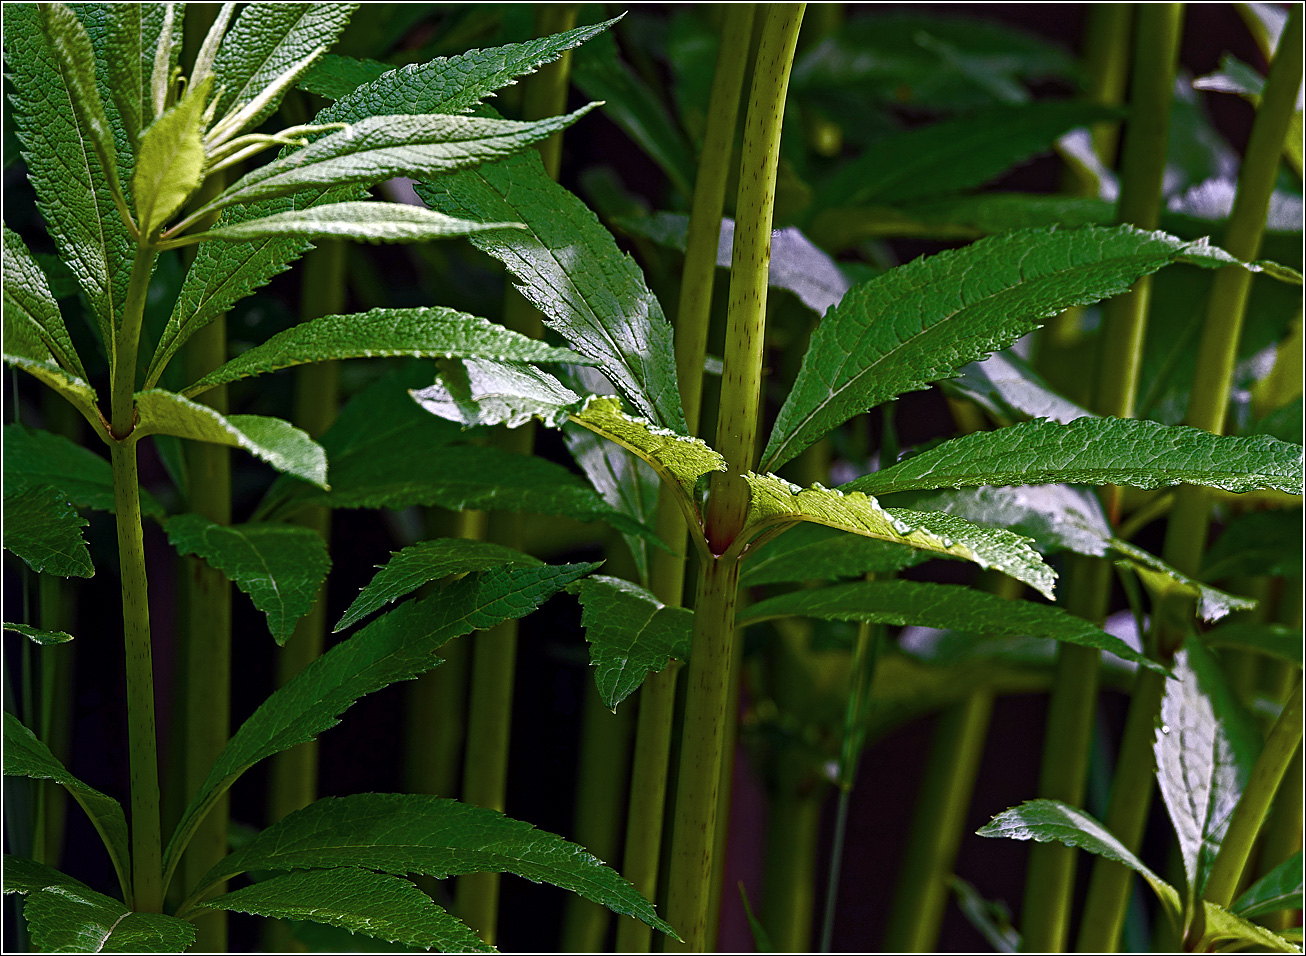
[3,622,74,645]
[188,200,520,245]
[2,425,164,518]
[1233,851,1304,920]
[2,485,93,578]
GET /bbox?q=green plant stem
[763,747,823,952]
[1081,3,1132,173]
[1258,747,1303,932]
[665,9,804,950]
[1022,8,1182,950]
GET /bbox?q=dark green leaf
[741,580,1163,672]
[1233,851,1304,920]
[205,866,491,953]
[3,223,87,381]
[164,514,329,645]
[572,575,692,710]
[2,424,164,518]
[297,53,391,100]
[3,622,73,645]
[2,485,93,578]
[186,199,521,245]
[740,523,927,587]
[1202,509,1304,580]
[1201,623,1303,668]
[950,877,1020,954]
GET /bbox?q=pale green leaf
[183,306,584,398]
[133,77,211,236]
[741,580,1163,672]
[164,514,329,645]
[976,799,1181,923]
[572,575,692,710]
[205,866,491,953]
[3,712,130,901]
[164,561,597,889]
[2,424,164,518]
[739,523,927,587]
[1200,901,1299,953]
[3,222,87,381]
[762,226,1296,472]
[3,622,74,645]
[336,538,537,633]
[414,357,587,429]
[1202,623,1303,668]
[201,108,597,217]
[2,485,93,578]
[741,473,1056,598]
[1156,643,1263,898]
[133,389,327,488]
[186,200,520,245]
[1233,851,1304,920]
[199,792,677,938]
[416,147,686,430]
[847,418,1305,497]
[1113,539,1258,623]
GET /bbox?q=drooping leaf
[2,485,93,579]
[949,877,1021,954]
[976,799,1181,923]
[335,538,537,633]
[3,712,130,900]
[1112,539,1257,624]
[942,351,1092,426]
[1202,509,1304,580]
[846,418,1305,496]
[205,866,491,953]
[741,473,1056,598]
[133,76,211,236]
[185,199,522,245]
[3,222,87,381]
[1233,851,1304,920]
[739,522,927,587]
[1155,643,1263,898]
[762,226,1300,472]
[1201,623,1304,668]
[0,353,100,433]
[571,575,692,710]
[197,793,677,938]
[183,306,585,398]
[2,424,164,518]
[133,389,328,488]
[416,147,685,430]
[741,580,1163,672]
[163,561,597,889]
[164,514,329,645]
[3,622,74,645]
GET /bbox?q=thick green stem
[763,752,823,952]
[1258,747,1303,932]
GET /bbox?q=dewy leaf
[739,523,927,587]
[1155,643,1263,898]
[133,76,211,236]
[416,147,685,430]
[741,473,1056,599]
[201,108,597,216]
[185,200,520,246]
[3,424,164,518]
[976,799,1181,923]
[204,866,491,954]
[3,711,131,901]
[847,418,1305,496]
[4,218,88,382]
[164,514,329,645]
[2,485,93,579]
[1233,850,1304,920]
[164,561,598,888]
[740,580,1163,672]
[3,622,74,646]
[572,575,693,710]
[762,225,1300,472]
[198,793,677,939]
[336,538,538,633]
[5,3,132,347]
[183,306,584,398]
[133,389,328,488]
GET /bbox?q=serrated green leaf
[1200,900,1300,953]
[198,793,676,939]
[1156,643,1264,899]
[186,199,520,245]
[4,222,87,382]
[1202,623,1304,668]
[2,424,164,518]
[2,353,101,428]
[1202,509,1304,580]
[133,76,211,236]
[164,514,329,645]
[572,575,692,710]
[297,53,391,100]
[336,538,537,633]
[762,226,1296,472]
[1113,539,1258,623]
[3,622,74,645]
[209,3,356,132]
[5,3,132,347]
[133,389,327,487]
[3,854,87,896]
[814,102,1122,210]
[415,147,685,430]
[943,351,1091,426]
[204,866,491,953]
[976,799,1181,923]
[741,473,1056,598]
[3,712,130,900]
[739,523,927,587]
[1233,851,1304,920]
[741,580,1163,672]
[183,306,585,398]
[164,561,597,890]
[2,485,93,578]
[415,357,588,429]
[24,882,196,953]
[201,108,597,217]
